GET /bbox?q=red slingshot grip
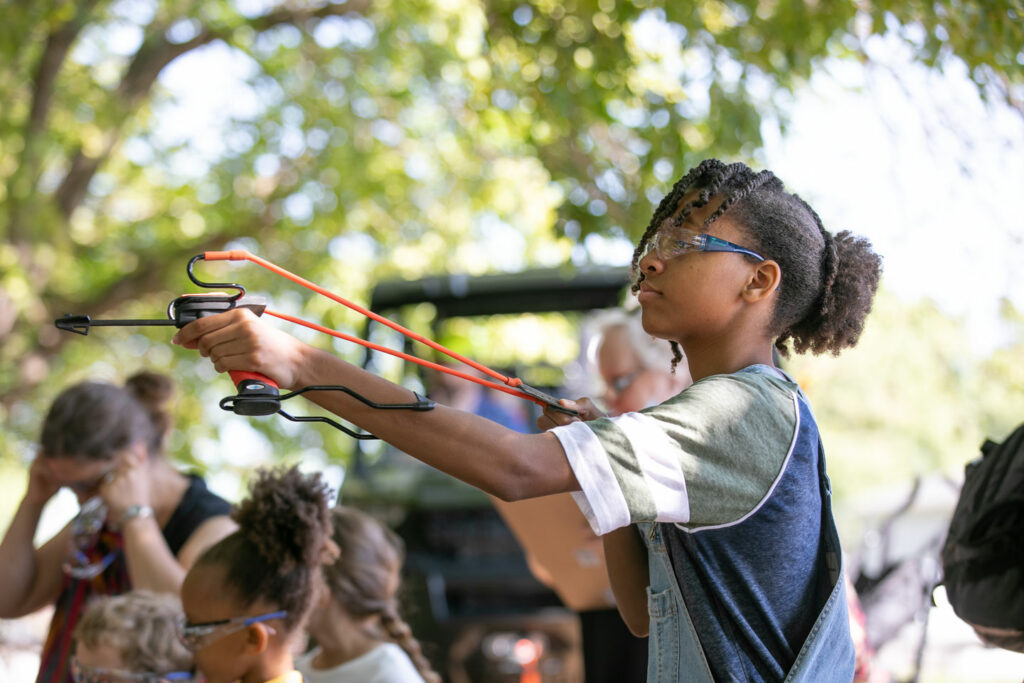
[226,371,281,416]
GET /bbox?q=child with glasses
[296,505,439,683]
[179,465,335,683]
[71,590,196,683]
[0,371,236,683]
[174,158,882,680]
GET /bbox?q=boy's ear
[743,260,782,303]
[244,623,272,653]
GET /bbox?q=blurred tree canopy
[1,0,1021,487]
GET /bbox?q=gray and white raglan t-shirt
[551,365,836,680]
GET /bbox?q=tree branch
[7,1,100,243]
[52,0,374,220]
[28,8,93,135]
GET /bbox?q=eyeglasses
[642,224,765,262]
[177,610,287,652]
[66,464,118,496]
[63,548,119,580]
[607,369,642,394]
[62,496,119,580]
[70,657,197,682]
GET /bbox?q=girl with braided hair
[175,157,882,681]
[296,506,439,683]
[179,465,336,683]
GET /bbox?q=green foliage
[786,291,1024,500]
[0,0,1020,500]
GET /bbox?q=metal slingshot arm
[54,256,435,438]
[56,249,574,438]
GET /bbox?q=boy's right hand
[172,308,308,390]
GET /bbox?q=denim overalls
[638,438,855,682]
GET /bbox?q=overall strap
[639,521,714,683]
[782,438,854,682]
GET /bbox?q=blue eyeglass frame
[63,496,119,580]
[644,225,765,262]
[70,656,197,682]
[177,609,288,651]
[62,547,120,580]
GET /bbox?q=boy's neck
[242,645,294,683]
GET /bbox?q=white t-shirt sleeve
[552,371,799,537]
[554,414,690,536]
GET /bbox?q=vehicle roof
[368,265,632,318]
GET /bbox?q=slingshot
[56,250,575,439]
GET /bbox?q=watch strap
[120,504,154,526]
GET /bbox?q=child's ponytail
[322,506,441,682]
[195,465,333,632]
[780,228,881,356]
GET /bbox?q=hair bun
[125,371,174,440]
[234,466,333,569]
[125,371,173,405]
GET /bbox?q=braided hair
[633,159,882,362]
[193,465,333,633]
[323,506,440,683]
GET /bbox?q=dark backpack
[940,422,1024,652]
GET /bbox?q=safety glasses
[62,496,119,580]
[607,369,642,394]
[177,610,287,652]
[62,548,119,580]
[642,224,764,262]
[70,657,197,682]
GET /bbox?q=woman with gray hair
[586,309,692,417]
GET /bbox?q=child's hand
[536,397,606,431]
[172,308,307,390]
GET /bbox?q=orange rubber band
[204,250,551,407]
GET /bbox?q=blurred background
[1,0,1022,681]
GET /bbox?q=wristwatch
[120,504,155,526]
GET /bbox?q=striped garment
[36,527,130,683]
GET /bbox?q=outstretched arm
[173,308,578,501]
